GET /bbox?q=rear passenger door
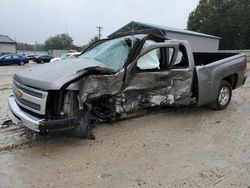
[46,56,52,62]
[45,56,50,62]
[12,55,20,64]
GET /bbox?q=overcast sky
[0,0,199,45]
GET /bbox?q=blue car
[33,55,54,64]
[0,54,29,66]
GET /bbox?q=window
[172,45,189,69]
[166,48,175,68]
[137,43,175,71]
[137,40,160,70]
[80,37,137,71]
[4,55,12,60]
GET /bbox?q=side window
[172,46,189,69]
[136,40,160,70]
[137,48,161,70]
[137,47,175,71]
[166,48,175,68]
[5,55,12,60]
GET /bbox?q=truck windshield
[80,37,135,71]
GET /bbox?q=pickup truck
[8,33,247,138]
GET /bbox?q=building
[108,21,221,52]
[0,35,16,54]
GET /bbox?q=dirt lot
[0,63,250,188]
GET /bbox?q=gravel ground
[0,62,250,188]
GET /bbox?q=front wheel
[71,108,91,138]
[209,80,232,110]
[19,61,25,66]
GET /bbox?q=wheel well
[223,74,238,89]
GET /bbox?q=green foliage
[187,0,250,50]
[16,42,34,51]
[17,42,44,51]
[16,34,100,52]
[44,33,73,50]
[71,44,83,51]
[82,35,99,50]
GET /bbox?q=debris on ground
[0,119,14,128]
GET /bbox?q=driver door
[2,55,13,65]
[121,42,192,112]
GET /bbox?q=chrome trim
[13,80,48,115]
[8,95,44,132]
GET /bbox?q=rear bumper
[8,95,78,132]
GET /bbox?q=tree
[44,33,73,50]
[16,42,45,51]
[16,42,34,51]
[82,35,99,50]
[187,0,250,50]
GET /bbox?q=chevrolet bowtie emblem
[15,89,23,98]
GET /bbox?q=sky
[0,0,199,46]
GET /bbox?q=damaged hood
[14,58,113,90]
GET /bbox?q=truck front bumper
[8,95,78,132]
[8,95,43,132]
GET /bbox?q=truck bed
[194,52,246,107]
[193,52,239,66]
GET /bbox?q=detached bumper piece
[8,95,78,132]
[40,117,78,132]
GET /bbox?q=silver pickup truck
[8,33,247,137]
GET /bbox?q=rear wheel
[209,80,232,110]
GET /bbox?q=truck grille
[13,80,48,115]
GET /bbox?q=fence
[17,50,48,56]
[17,49,68,58]
[48,50,67,58]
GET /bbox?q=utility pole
[96,26,103,39]
[35,41,37,56]
[14,36,17,54]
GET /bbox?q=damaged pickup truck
[8,33,247,137]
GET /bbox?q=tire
[39,130,48,136]
[209,80,232,110]
[41,60,44,64]
[71,109,91,138]
[19,62,25,66]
